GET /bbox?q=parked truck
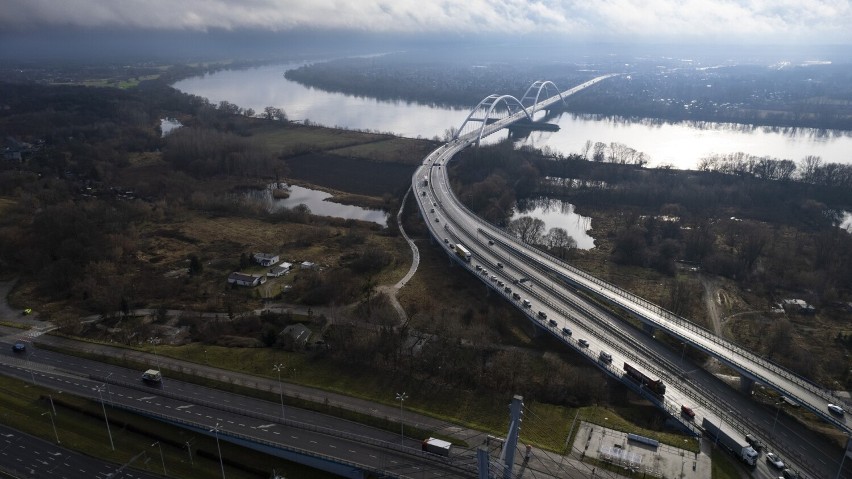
[422,437,451,457]
[701,417,758,466]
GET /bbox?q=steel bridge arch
[455,94,532,145]
[520,80,565,115]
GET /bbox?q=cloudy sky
[2,0,850,44]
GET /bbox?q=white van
[142,369,162,383]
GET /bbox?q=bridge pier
[739,376,755,395]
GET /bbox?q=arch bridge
[455,80,570,146]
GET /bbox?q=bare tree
[509,216,545,245]
[798,155,822,183]
[544,227,577,259]
[263,106,287,121]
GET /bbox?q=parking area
[571,421,711,479]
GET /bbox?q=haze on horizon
[1,0,851,62]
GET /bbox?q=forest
[285,53,852,130]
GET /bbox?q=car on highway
[512,293,521,300]
[745,434,764,452]
[598,351,613,363]
[488,240,494,245]
[561,327,572,336]
[12,341,26,353]
[475,265,482,271]
[522,299,531,308]
[537,311,547,320]
[22,308,32,315]
[680,405,695,419]
[828,403,845,416]
[548,319,557,327]
[496,262,503,268]
[577,339,589,348]
[781,468,800,479]
[765,452,785,469]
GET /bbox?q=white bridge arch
[520,80,566,115]
[454,80,567,146]
[454,94,531,146]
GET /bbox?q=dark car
[12,341,26,353]
[781,468,800,479]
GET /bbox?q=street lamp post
[95,385,114,451]
[273,363,286,421]
[772,402,782,435]
[396,392,408,445]
[42,411,59,444]
[151,441,167,476]
[211,423,226,479]
[149,337,164,390]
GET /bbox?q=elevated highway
[412,76,850,478]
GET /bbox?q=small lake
[159,118,182,137]
[512,198,595,250]
[250,184,388,227]
[840,211,852,233]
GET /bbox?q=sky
[2,1,850,61]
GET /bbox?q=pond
[512,198,596,250]
[840,211,852,234]
[159,118,182,137]
[249,184,388,227]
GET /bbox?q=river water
[174,63,852,170]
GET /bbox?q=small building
[281,323,312,349]
[300,261,317,270]
[227,272,266,287]
[253,253,280,267]
[267,262,292,277]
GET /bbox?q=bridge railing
[91,374,479,478]
[433,166,838,408]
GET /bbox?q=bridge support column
[739,376,755,395]
[502,395,523,479]
[477,445,491,479]
[642,323,656,336]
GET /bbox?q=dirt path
[699,274,723,336]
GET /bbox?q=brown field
[250,122,389,152]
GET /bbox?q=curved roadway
[412,76,850,479]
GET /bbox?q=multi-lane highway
[0,342,481,479]
[412,77,851,479]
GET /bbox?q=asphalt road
[414,105,850,479]
[0,423,161,479]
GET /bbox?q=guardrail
[415,128,836,479]
[89,374,478,477]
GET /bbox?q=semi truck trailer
[422,437,451,457]
[701,417,758,466]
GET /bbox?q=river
[173,63,852,170]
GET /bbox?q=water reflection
[159,118,182,137]
[249,184,388,227]
[175,64,852,170]
[840,211,852,233]
[513,198,595,250]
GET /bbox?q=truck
[141,369,162,384]
[701,417,758,466]
[422,437,451,457]
[623,363,666,398]
[454,244,472,262]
